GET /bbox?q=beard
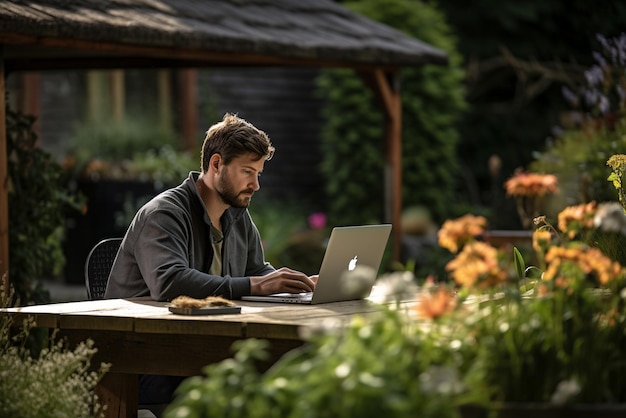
[216,171,254,208]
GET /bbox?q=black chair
[84,238,123,300]
[84,238,161,417]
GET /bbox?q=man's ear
[210,154,221,173]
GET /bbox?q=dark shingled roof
[0,0,448,70]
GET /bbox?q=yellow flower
[445,241,507,288]
[607,154,626,172]
[544,245,623,285]
[557,202,597,238]
[437,214,487,253]
[532,229,552,254]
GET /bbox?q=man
[104,113,316,408]
[105,112,316,301]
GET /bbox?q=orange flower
[505,172,559,198]
[438,214,488,253]
[557,202,597,238]
[544,245,623,285]
[415,287,457,320]
[532,229,553,254]
[445,241,507,288]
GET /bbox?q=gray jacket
[104,172,274,301]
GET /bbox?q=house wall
[197,67,325,207]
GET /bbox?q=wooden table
[1,297,394,418]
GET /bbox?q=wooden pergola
[0,0,448,284]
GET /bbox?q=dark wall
[197,67,326,208]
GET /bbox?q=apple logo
[348,255,358,271]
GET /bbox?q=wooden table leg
[96,372,138,418]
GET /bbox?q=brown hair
[201,113,274,173]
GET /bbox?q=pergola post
[0,50,9,289]
[358,68,403,262]
[180,69,198,152]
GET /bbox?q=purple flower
[308,212,327,230]
[561,86,579,107]
[584,65,603,87]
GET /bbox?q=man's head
[200,113,275,208]
[201,113,274,173]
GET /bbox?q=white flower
[298,317,343,340]
[419,365,464,395]
[335,363,351,378]
[368,271,418,303]
[550,379,581,404]
[593,202,626,234]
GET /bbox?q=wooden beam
[0,33,406,72]
[86,71,108,122]
[358,69,402,262]
[179,69,198,152]
[110,70,125,122]
[19,72,40,136]
[0,50,9,288]
[157,70,172,133]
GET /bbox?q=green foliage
[0,282,108,418]
[607,154,626,212]
[249,199,326,275]
[165,200,626,414]
[530,121,626,211]
[70,115,177,162]
[316,0,467,226]
[165,305,463,418]
[7,106,82,304]
[121,146,197,186]
[68,116,195,185]
[317,70,384,226]
[466,283,626,403]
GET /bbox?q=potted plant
[62,116,197,282]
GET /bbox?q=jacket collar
[186,171,246,231]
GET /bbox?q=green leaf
[525,266,543,279]
[513,247,526,281]
[608,172,621,189]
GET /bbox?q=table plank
[134,316,244,336]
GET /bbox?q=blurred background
[5,0,626,302]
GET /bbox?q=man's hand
[250,267,317,295]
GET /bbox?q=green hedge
[316,0,467,226]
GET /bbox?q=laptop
[241,224,392,304]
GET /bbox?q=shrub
[7,105,82,304]
[316,0,467,226]
[0,281,109,417]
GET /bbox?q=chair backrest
[84,238,123,300]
